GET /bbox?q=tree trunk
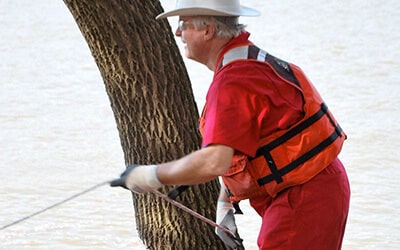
[63,0,224,249]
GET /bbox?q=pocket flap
[224,155,247,176]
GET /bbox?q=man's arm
[110,144,234,193]
[157,144,234,185]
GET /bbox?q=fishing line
[0,179,112,231]
[152,189,241,241]
[2,180,240,242]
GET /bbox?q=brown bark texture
[63,0,224,249]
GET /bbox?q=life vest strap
[248,46,300,87]
[167,185,189,200]
[219,45,300,87]
[253,103,344,186]
[254,103,328,156]
[257,129,342,186]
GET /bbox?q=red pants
[249,158,350,250]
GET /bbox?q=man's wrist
[145,164,163,189]
[126,164,163,193]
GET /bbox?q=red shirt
[201,32,304,157]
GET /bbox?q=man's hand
[215,200,243,249]
[110,165,163,194]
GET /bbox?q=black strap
[233,202,244,215]
[248,46,300,87]
[257,129,341,186]
[254,103,329,157]
[253,103,344,185]
[250,104,328,184]
[167,185,189,200]
[257,150,283,184]
[219,45,300,87]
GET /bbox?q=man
[111,0,350,249]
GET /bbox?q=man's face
[175,16,208,64]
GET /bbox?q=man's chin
[185,52,193,60]
[185,51,202,64]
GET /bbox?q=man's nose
[175,28,182,37]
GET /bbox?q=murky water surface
[1,0,399,249]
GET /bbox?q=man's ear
[204,23,216,40]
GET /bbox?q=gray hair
[191,16,246,39]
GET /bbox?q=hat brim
[156,6,261,19]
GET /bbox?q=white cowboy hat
[156,0,261,19]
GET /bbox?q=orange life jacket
[202,45,346,201]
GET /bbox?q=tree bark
[63,0,224,249]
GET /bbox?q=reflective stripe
[219,45,300,87]
[257,49,268,61]
[221,46,249,67]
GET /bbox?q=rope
[0,180,112,231]
[152,189,240,240]
[2,180,240,243]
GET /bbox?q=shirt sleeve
[201,70,265,157]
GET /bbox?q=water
[1,0,399,249]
